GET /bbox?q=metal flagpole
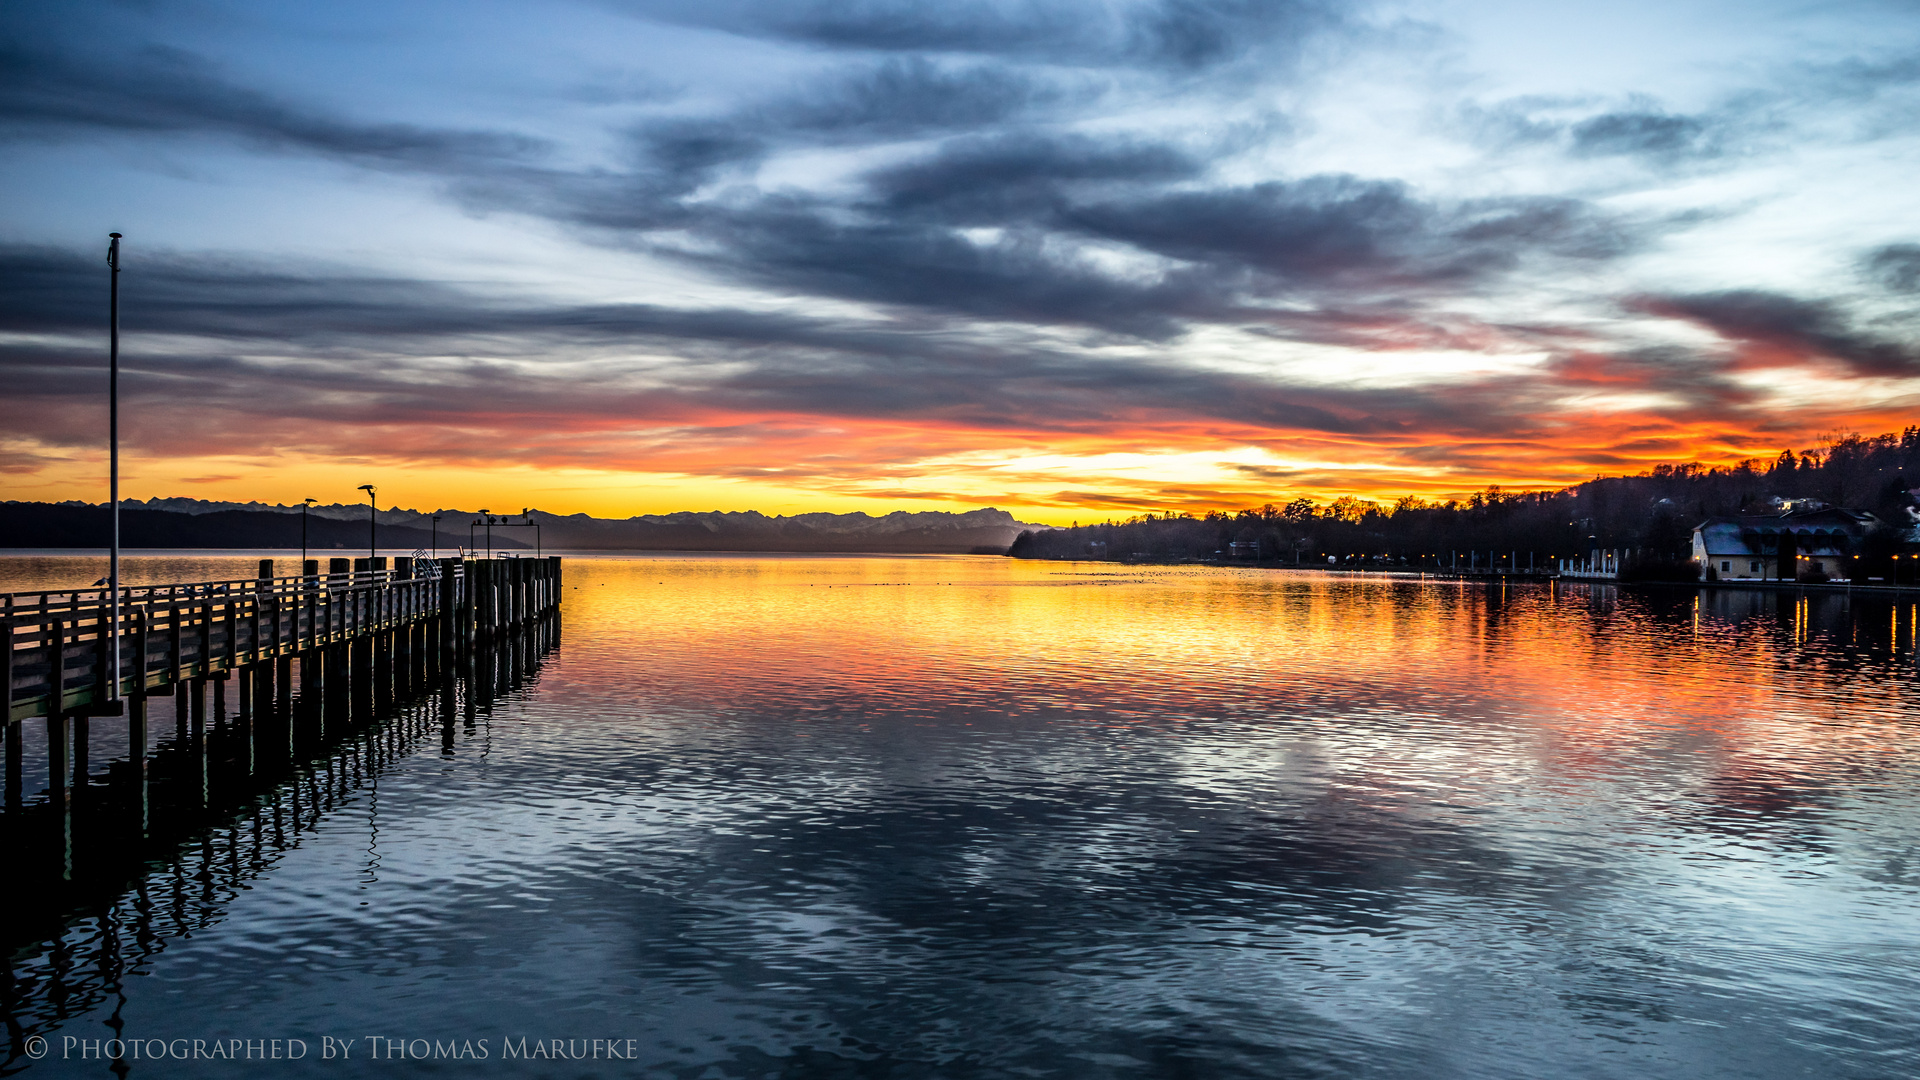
[107,233,122,701]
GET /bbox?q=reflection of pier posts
[72,713,89,792]
[47,712,71,879]
[129,692,148,836]
[440,664,457,754]
[189,677,208,808]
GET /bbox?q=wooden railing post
[47,617,69,815]
[170,602,183,686]
[94,597,112,705]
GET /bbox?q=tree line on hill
[0,502,1032,553]
[0,503,456,551]
[1010,427,1920,571]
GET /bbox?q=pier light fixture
[357,484,377,562]
[522,508,542,556]
[301,497,318,566]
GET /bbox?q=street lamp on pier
[357,484,377,564]
[471,509,492,559]
[522,508,542,557]
[301,497,317,567]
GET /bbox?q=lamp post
[301,496,317,567]
[106,233,122,701]
[431,514,442,559]
[357,484,377,563]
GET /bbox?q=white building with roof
[1691,508,1887,583]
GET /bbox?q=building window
[1720,561,1731,572]
[1750,561,1762,572]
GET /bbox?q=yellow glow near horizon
[0,425,1859,529]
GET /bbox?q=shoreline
[1027,557,1920,595]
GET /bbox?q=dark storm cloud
[0,43,549,171]
[0,243,1560,455]
[504,123,1635,339]
[624,159,1641,338]
[1568,110,1715,161]
[870,133,1203,217]
[1802,52,1920,108]
[1463,97,1732,167]
[1066,178,1631,287]
[768,58,1063,137]
[609,60,1066,197]
[632,0,1342,72]
[0,12,1642,341]
[1540,345,1759,414]
[669,200,1225,338]
[627,119,768,192]
[1640,290,1920,377]
[640,0,1094,57]
[1863,244,1920,293]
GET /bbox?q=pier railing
[3,556,561,723]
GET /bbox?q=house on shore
[1691,508,1892,583]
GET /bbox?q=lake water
[4,553,1919,1078]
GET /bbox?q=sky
[3,0,1919,524]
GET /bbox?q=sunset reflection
[552,557,1919,785]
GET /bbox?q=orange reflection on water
[4,553,1912,793]
[542,556,1918,792]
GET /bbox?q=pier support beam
[47,712,71,879]
[72,713,88,790]
[5,720,20,811]
[129,692,148,837]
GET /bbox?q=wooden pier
[0,562,563,1053]
[2,556,561,818]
